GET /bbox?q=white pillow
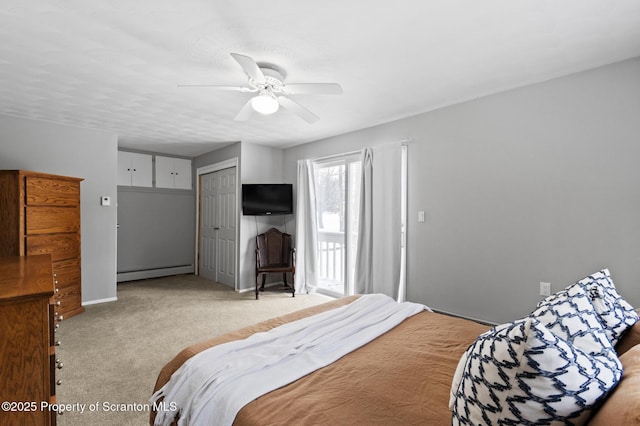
[538,269,638,346]
[531,283,618,369]
[450,317,621,425]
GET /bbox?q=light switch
[418,211,426,222]
[100,196,111,206]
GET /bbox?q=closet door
[214,167,236,288]
[198,167,236,288]
[199,172,218,282]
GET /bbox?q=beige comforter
[151,296,489,425]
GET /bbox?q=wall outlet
[540,282,551,296]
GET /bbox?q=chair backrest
[256,228,292,268]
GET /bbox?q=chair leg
[260,275,266,292]
[291,272,295,297]
[255,274,259,300]
[283,273,294,297]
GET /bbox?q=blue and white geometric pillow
[450,317,622,425]
[538,269,638,346]
[530,284,619,369]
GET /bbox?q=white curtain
[354,144,405,300]
[294,160,319,294]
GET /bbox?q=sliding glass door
[314,155,361,296]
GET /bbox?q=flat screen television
[242,184,293,216]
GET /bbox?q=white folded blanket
[151,293,428,426]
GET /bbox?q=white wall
[0,114,118,304]
[284,57,640,324]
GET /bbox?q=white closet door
[199,167,236,287]
[215,167,236,287]
[199,171,218,282]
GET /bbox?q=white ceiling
[1,1,639,157]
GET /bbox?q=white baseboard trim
[116,265,194,282]
[82,296,117,306]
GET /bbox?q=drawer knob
[56,300,61,306]
[57,379,62,386]
[56,362,64,369]
[55,340,61,346]
[58,315,64,321]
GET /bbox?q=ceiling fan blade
[278,96,319,124]
[282,83,343,95]
[177,84,253,92]
[230,53,265,84]
[234,99,254,121]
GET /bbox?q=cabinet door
[118,152,152,187]
[117,151,133,186]
[129,153,152,187]
[173,158,192,190]
[154,156,175,188]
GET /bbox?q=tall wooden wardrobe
[0,170,84,319]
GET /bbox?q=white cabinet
[155,156,192,190]
[118,151,152,187]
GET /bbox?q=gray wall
[0,114,118,304]
[239,142,286,292]
[284,57,640,324]
[117,188,195,274]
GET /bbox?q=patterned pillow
[450,317,622,425]
[538,269,638,345]
[530,284,618,368]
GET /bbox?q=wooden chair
[255,228,296,299]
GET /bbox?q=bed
[151,272,640,426]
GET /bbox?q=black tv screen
[242,184,293,216]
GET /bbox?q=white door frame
[196,158,239,290]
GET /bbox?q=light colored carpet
[56,274,332,426]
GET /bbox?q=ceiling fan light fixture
[251,94,279,115]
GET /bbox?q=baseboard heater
[116,264,194,283]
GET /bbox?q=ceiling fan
[180,53,342,123]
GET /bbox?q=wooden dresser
[0,170,83,319]
[0,255,60,425]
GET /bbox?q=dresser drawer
[53,258,81,288]
[26,176,80,206]
[57,285,82,317]
[26,234,80,262]
[26,206,80,235]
